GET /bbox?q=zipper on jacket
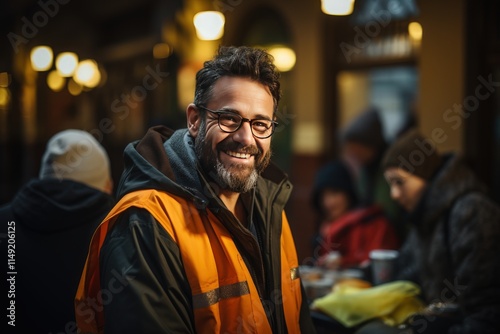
[253,218,279,333]
[204,205,268,298]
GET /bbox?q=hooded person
[0,129,115,333]
[356,128,500,334]
[341,107,405,239]
[343,107,387,161]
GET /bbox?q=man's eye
[220,114,239,123]
[253,121,270,129]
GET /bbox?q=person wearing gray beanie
[39,129,112,193]
[0,129,115,333]
[342,106,387,155]
[341,106,405,240]
[358,128,500,334]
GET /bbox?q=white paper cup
[306,277,334,300]
[369,249,399,285]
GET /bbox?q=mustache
[216,140,261,156]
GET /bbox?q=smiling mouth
[225,150,252,159]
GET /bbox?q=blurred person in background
[0,129,114,333]
[75,46,315,334]
[312,160,400,269]
[341,106,405,240]
[357,129,500,334]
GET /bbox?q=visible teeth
[227,151,250,159]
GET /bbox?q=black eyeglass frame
[196,105,279,139]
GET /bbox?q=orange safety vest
[75,189,303,333]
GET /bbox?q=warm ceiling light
[74,59,101,88]
[193,11,225,40]
[268,46,296,72]
[321,0,355,16]
[408,21,423,41]
[30,46,53,71]
[47,70,65,92]
[56,52,78,77]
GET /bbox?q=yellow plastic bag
[311,280,425,327]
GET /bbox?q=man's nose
[232,121,254,146]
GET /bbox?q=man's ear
[186,103,202,138]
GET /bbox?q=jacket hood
[342,106,387,153]
[10,178,114,232]
[418,154,486,226]
[117,125,291,210]
[117,126,205,202]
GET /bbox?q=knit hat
[312,160,358,212]
[382,128,443,181]
[39,129,112,193]
[342,106,386,153]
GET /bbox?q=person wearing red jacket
[312,160,400,269]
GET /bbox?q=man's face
[384,167,427,212]
[190,76,274,193]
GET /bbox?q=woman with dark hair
[356,129,500,334]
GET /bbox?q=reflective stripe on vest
[192,281,250,309]
[75,189,302,333]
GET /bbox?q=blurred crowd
[310,107,500,334]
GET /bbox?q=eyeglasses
[197,105,278,139]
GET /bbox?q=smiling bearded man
[194,114,272,193]
[75,46,316,334]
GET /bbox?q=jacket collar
[414,154,485,229]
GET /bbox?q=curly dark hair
[194,46,281,113]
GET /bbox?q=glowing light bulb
[268,46,296,72]
[56,52,78,77]
[321,0,355,16]
[193,11,225,40]
[47,70,65,92]
[31,46,53,71]
[74,59,101,88]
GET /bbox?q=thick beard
[215,159,259,193]
[194,119,271,193]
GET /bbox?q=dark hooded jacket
[0,178,114,333]
[95,126,315,333]
[397,154,500,334]
[342,107,405,238]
